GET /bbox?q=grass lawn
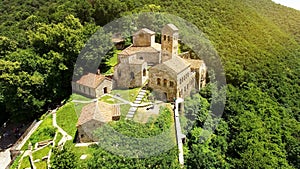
[120,104,131,119]
[111,87,141,102]
[71,93,92,102]
[32,145,51,160]
[74,102,89,117]
[22,115,55,150]
[34,161,47,169]
[99,95,123,104]
[54,132,63,146]
[20,156,31,169]
[56,102,78,137]
[73,146,94,160]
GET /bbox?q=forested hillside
[1,0,299,168]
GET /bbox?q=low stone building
[183,59,207,90]
[76,101,120,142]
[72,72,113,98]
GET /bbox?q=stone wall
[114,62,146,89]
[177,67,195,98]
[77,120,103,142]
[133,33,154,47]
[149,67,177,101]
[136,52,161,65]
[96,79,113,97]
[72,82,96,98]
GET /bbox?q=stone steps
[125,89,148,120]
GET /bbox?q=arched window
[170,81,174,87]
[130,72,135,79]
[143,68,146,76]
[164,35,166,41]
[157,78,161,85]
[163,79,167,87]
[139,56,143,60]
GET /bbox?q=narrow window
[130,72,135,79]
[163,79,167,87]
[170,81,174,87]
[164,35,166,41]
[157,78,161,85]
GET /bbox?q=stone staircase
[126,89,147,119]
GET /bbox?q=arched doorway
[103,87,108,94]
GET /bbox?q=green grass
[34,160,47,169]
[71,94,92,102]
[22,115,55,150]
[32,145,51,160]
[99,95,123,104]
[74,102,89,117]
[10,153,23,169]
[73,146,94,160]
[56,102,78,137]
[20,156,31,169]
[119,104,131,119]
[111,87,141,102]
[54,132,63,146]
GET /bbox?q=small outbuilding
[72,72,113,98]
[76,101,120,142]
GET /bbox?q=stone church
[114,24,207,101]
[73,24,206,100]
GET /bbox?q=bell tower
[161,24,179,62]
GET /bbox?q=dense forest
[1,0,300,168]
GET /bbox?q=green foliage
[22,115,55,149]
[1,0,300,168]
[50,147,77,169]
[87,146,181,169]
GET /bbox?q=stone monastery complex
[72,24,207,142]
[73,24,207,101]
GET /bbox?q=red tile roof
[77,101,120,126]
[76,73,107,89]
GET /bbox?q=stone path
[72,99,97,104]
[16,121,43,150]
[0,148,11,169]
[174,98,185,165]
[126,89,147,119]
[52,109,72,146]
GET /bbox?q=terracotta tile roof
[119,43,161,56]
[112,33,124,43]
[76,73,107,89]
[163,24,179,32]
[77,101,120,126]
[183,59,204,69]
[134,28,155,35]
[155,56,190,74]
